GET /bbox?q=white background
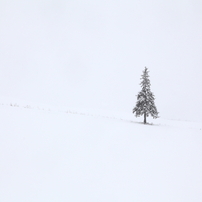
[0,0,202,121]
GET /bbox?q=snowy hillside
[0,102,202,202]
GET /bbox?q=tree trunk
[144,112,146,124]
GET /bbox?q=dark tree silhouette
[133,67,159,124]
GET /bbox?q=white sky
[0,0,202,121]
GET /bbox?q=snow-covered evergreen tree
[133,67,159,124]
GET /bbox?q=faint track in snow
[2,102,201,129]
[1,102,136,124]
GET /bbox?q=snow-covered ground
[0,101,202,202]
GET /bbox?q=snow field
[0,104,202,202]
